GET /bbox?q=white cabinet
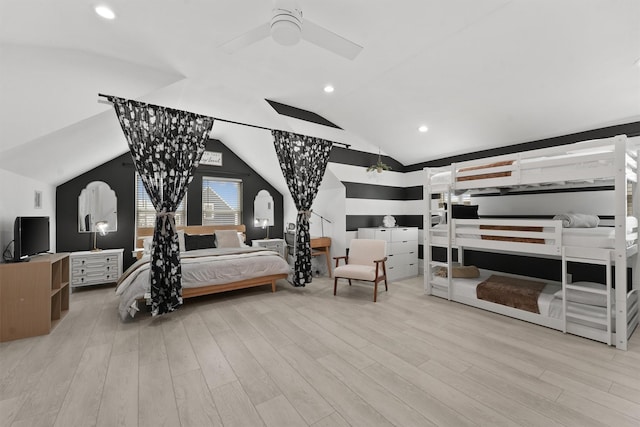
[69,249,123,288]
[358,227,418,281]
[252,238,286,258]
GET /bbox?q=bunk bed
[424,134,640,350]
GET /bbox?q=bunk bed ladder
[424,169,454,300]
[562,247,613,346]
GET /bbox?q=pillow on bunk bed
[434,265,480,278]
[442,203,479,220]
[552,213,599,228]
[554,281,613,307]
[452,204,479,219]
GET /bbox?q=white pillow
[177,230,186,252]
[554,281,614,307]
[238,232,249,248]
[142,236,153,254]
[216,230,241,248]
[142,230,186,254]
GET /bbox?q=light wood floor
[1,275,639,427]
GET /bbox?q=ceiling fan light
[94,5,116,20]
[270,8,302,46]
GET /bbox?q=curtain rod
[98,93,351,149]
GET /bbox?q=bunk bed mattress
[115,248,291,319]
[431,272,634,332]
[432,221,636,249]
[432,271,561,317]
[428,148,624,187]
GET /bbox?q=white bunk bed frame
[424,134,640,350]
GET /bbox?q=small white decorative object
[383,215,396,227]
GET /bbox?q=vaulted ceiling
[1,0,638,184]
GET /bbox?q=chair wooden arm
[334,255,348,267]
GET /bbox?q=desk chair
[333,239,387,302]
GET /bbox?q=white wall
[0,168,56,258]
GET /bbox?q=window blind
[202,177,242,225]
[135,174,187,228]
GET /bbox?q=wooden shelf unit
[0,253,70,342]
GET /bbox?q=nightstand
[69,248,123,288]
[252,238,286,258]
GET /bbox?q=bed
[427,135,637,193]
[116,225,290,319]
[424,134,640,350]
[430,269,639,342]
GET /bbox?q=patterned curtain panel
[109,96,214,315]
[272,130,332,286]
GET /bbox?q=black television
[14,216,50,262]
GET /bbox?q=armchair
[333,239,388,302]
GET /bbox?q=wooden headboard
[135,224,246,250]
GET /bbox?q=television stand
[0,253,70,342]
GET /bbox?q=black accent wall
[56,139,283,270]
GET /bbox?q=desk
[311,236,332,277]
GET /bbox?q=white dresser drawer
[391,227,419,242]
[389,240,417,255]
[359,226,419,281]
[69,249,123,288]
[252,239,286,258]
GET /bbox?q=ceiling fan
[220,0,363,60]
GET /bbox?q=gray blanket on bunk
[552,213,599,228]
[476,275,547,313]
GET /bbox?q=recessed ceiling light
[95,5,116,20]
[324,85,334,93]
[418,125,428,133]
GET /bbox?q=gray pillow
[215,230,241,248]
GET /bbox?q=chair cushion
[334,265,378,281]
[348,239,386,266]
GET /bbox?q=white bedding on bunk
[432,270,561,317]
[428,146,623,187]
[431,271,616,330]
[431,218,637,249]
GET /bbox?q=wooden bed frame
[135,224,288,298]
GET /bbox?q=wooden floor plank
[96,350,139,427]
[173,369,223,427]
[0,275,638,427]
[255,394,308,427]
[53,343,111,427]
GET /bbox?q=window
[202,177,242,225]
[135,174,187,228]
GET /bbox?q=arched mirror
[254,190,274,228]
[78,181,118,232]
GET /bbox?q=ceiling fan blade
[301,19,363,60]
[220,22,271,54]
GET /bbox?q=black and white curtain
[272,130,332,286]
[109,96,214,315]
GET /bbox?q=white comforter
[116,247,290,319]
